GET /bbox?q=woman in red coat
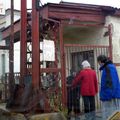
[72,60,98,116]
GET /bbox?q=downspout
[108,24,113,60]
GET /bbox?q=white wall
[0,41,20,78]
[14,42,20,72]
[64,26,109,46]
[5,10,20,27]
[0,40,9,77]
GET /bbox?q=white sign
[0,0,5,15]
[40,39,55,61]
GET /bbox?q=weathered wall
[63,24,109,76]
[105,16,120,63]
[63,16,120,78]
[63,25,109,45]
[105,16,120,78]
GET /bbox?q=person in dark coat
[72,60,98,119]
[97,55,120,119]
[67,69,80,116]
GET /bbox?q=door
[71,50,94,73]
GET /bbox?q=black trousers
[67,87,80,114]
[83,96,95,113]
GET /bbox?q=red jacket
[72,68,98,96]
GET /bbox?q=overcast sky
[4,0,120,10]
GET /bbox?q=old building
[1,1,120,112]
[0,9,20,80]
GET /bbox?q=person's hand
[66,84,71,87]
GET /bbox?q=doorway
[71,50,94,73]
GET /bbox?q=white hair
[82,60,91,68]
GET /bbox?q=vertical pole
[9,0,14,98]
[20,0,27,84]
[59,22,67,106]
[32,0,40,89]
[108,24,113,60]
[4,73,7,100]
[53,28,58,68]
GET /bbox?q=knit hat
[82,60,91,68]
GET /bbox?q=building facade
[0,9,20,80]
[1,2,120,110]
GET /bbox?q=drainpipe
[108,24,113,60]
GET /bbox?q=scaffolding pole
[9,0,14,98]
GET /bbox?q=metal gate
[64,44,110,112]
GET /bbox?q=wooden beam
[28,68,61,73]
[2,20,20,39]
[0,46,9,50]
[49,12,105,23]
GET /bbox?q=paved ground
[68,112,102,120]
[70,115,102,120]
[69,110,120,120]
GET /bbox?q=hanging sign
[40,39,55,61]
[43,39,55,61]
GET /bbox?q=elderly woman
[72,60,98,119]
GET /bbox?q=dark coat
[67,75,80,103]
[67,75,80,113]
[99,60,120,101]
